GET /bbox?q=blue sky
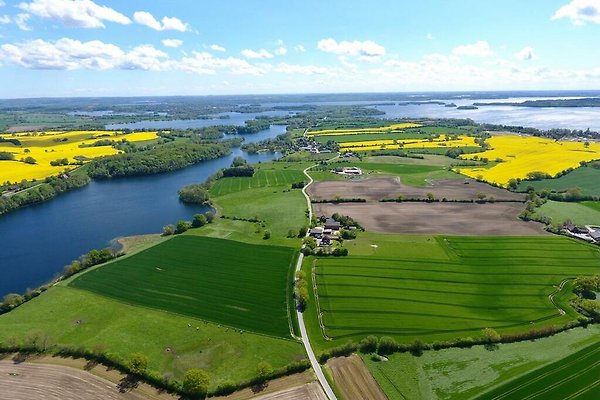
[0,0,599,97]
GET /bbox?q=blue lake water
[0,125,285,296]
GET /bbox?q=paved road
[295,164,337,400]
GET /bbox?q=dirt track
[308,177,525,202]
[314,202,548,235]
[0,361,146,400]
[326,355,386,400]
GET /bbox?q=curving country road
[294,163,337,400]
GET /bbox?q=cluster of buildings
[334,166,363,176]
[563,223,600,244]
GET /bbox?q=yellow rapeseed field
[339,136,478,152]
[457,136,600,186]
[307,123,421,136]
[0,130,160,183]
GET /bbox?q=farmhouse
[325,218,341,230]
[309,227,324,238]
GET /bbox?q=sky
[0,0,599,98]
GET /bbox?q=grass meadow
[516,166,600,197]
[70,236,297,338]
[332,161,460,186]
[0,286,305,388]
[534,200,600,226]
[475,341,600,400]
[307,235,599,347]
[362,325,599,400]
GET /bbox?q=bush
[162,224,175,236]
[175,220,192,234]
[192,214,207,228]
[127,352,149,375]
[204,211,215,223]
[377,336,398,355]
[359,335,379,353]
[182,368,210,397]
[263,230,271,240]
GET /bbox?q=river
[0,125,285,296]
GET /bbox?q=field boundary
[312,262,331,341]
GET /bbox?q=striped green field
[534,200,600,226]
[313,236,599,343]
[475,341,600,400]
[70,235,297,338]
[210,167,306,196]
[314,132,426,144]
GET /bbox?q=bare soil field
[314,202,548,235]
[308,177,525,202]
[0,361,147,400]
[326,355,386,400]
[214,371,324,400]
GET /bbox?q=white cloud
[317,38,385,61]
[515,46,537,61]
[426,33,434,40]
[241,48,273,59]
[0,38,168,70]
[452,40,494,57]
[162,39,182,48]
[0,15,10,24]
[0,1,5,7]
[552,0,600,25]
[274,62,333,75]
[179,51,268,75]
[209,44,226,52]
[133,11,188,32]
[18,0,131,28]
[15,13,32,31]
[294,44,306,52]
[274,46,287,55]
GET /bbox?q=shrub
[263,230,271,240]
[182,368,210,397]
[162,224,175,236]
[127,352,149,375]
[175,220,192,234]
[359,335,379,353]
[192,214,207,228]
[378,336,398,355]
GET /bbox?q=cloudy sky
[0,0,599,97]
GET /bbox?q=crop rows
[210,168,305,196]
[314,236,600,341]
[475,342,600,400]
[70,236,297,338]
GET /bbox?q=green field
[534,200,600,226]
[517,166,600,196]
[582,201,600,212]
[70,236,297,338]
[210,166,306,196]
[332,161,460,186]
[314,132,427,144]
[308,236,599,346]
[0,286,304,387]
[476,341,600,400]
[362,325,600,400]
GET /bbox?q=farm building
[325,218,341,230]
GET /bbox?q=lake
[0,125,285,296]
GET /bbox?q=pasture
[208,162,309,241]
[516,166,600,197]
[362,325,600,400]
[0,130,160,183]
[210,165,305,196]
[534,200,600,226]
[476,341,600,400]
[70,235,297,338]
[458,136,600,186]
[331,161,459,186]
[0,286,305,387]
[310,236,599,344]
